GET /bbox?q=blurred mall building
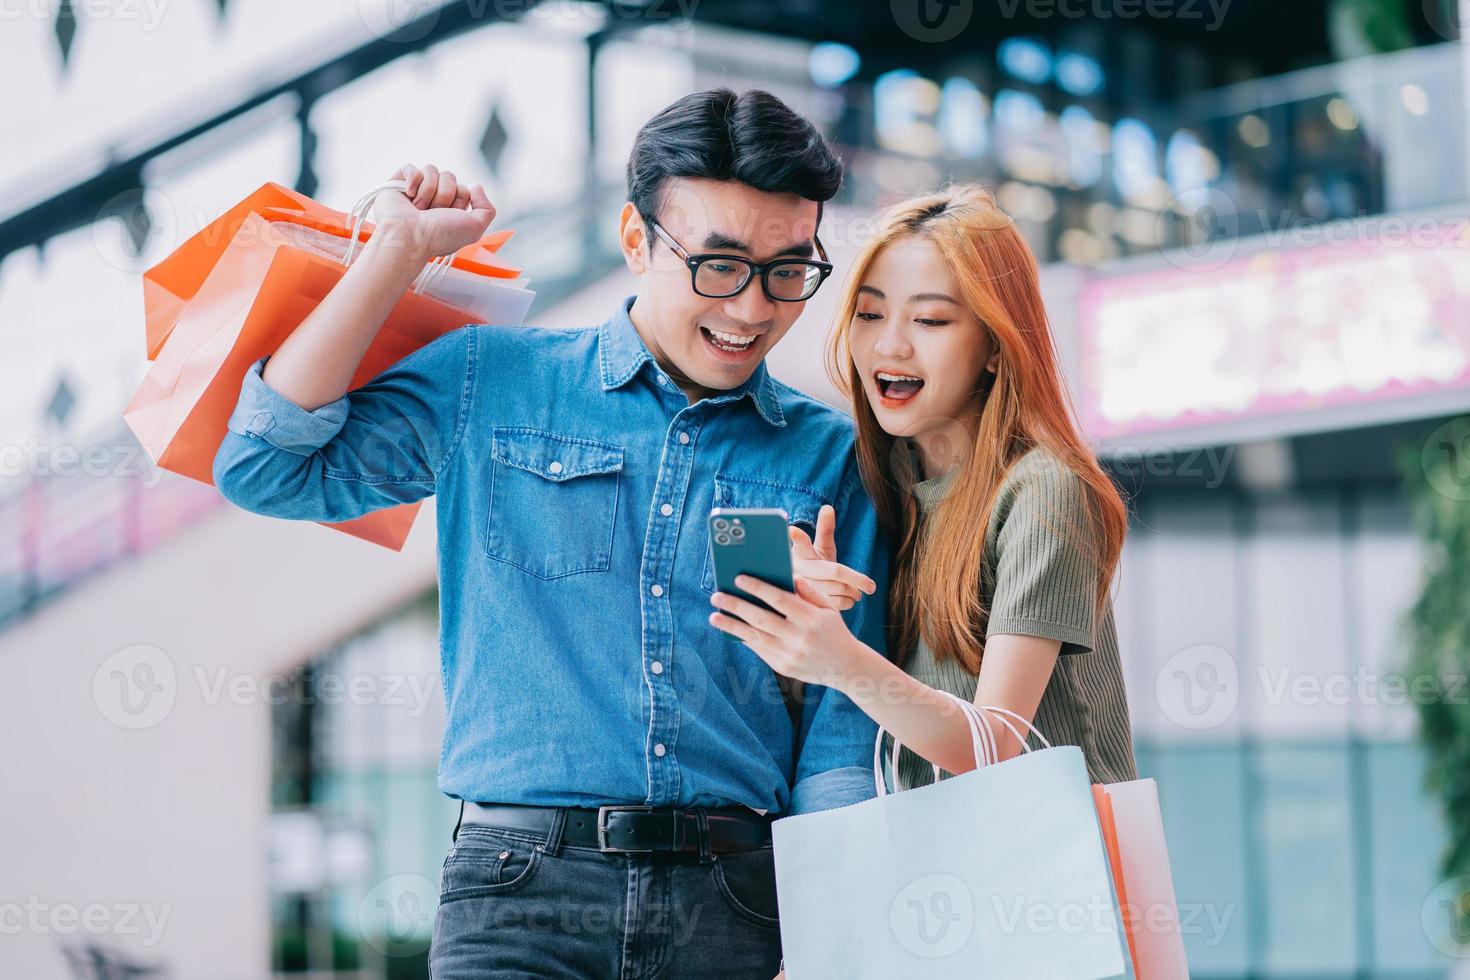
[2,0,1469,976]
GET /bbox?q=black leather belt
[458,802,772,854]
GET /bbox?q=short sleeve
[985,459,1101,655]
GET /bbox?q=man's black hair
[626,88,843,231]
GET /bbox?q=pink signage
[1078,225,1470,441]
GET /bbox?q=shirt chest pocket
[700,474,826,594]
[485,428,625,580]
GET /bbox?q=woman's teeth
[876,371,925,401]
[703,327,757,352]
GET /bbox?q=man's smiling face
[622,177,823,400]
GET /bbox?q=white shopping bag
[772,699,1134,979]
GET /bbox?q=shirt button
[650,584,664,598]
[651,660,664,675]
[678,432,690,445]
[660,503,674,517]
[654,743,667,757]
[548,461,563,475]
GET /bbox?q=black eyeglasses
[649,220,833,303]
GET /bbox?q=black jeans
[429,817,784,979]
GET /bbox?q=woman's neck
[913,415,977,482]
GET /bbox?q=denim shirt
[213,296,890,816]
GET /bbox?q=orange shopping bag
[141,181,517,360]
[1093,780,1190,980]
[124,184,529,550]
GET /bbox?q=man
[214,88,888,977]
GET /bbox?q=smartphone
[708,508,794,615]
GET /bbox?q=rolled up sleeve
[226,359,352,454]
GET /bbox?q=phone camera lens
[730,526,746,540]
[713,519,729,532]
[715,533,731,546]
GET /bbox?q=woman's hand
[709,574,876,690]
[368,163,496,263]
[790,504,877,611]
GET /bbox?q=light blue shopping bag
[772,700,1134,979]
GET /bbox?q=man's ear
[619,202,649,275]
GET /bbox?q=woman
[709,184,1136,789]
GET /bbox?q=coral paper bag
[125,206,524,550]
[142,181,518,359]
[1092,780,1190,980]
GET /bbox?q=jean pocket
[700,474,825,594]
[712,848,781,929]
[485,428,624,579]
[440,829,544,902]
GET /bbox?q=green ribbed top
[894,447,1137,789]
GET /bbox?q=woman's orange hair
[827,185,1127,671]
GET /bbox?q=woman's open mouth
[701,326,761,361]
[875,370,925,406]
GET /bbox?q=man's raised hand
[370,163,496,263]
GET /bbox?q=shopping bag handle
[342,180,444,295]
[341,179,497,297]
[873,694,1053,798]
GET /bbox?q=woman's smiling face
[849,235,999,444]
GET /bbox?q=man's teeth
[706,328,756,348]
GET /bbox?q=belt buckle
[596,805,658,853]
